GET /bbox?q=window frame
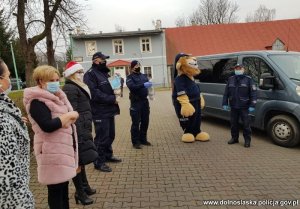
[85,41,97,57]
[140,37,152,53]
[112,39,124,55]
[142,66,153,79]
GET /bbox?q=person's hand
[248,107,255,112]
[223,105,229,111]
[68,111,79,120]
[114,89,121,95]
[115,95,121,104]
[144,81,152,88]
[21,116,29,123]
[60,111,79,128]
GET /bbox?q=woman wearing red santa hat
[63,61,98,205]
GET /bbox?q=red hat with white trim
[64,61,84,78]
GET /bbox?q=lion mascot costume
[172,53,210,143]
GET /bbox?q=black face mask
[96,61,109,72]
[134,67,141,73]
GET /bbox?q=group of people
[0,52,153,209]
[0,52,257,209]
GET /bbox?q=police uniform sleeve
[174,76,187,97]
[84,70,116,104]
[249,78,257,107]
[126,74,144,91]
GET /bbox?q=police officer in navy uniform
[126,60,152,149]
[84,52,122,172]
[222,64,257,148]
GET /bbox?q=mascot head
[174,53,201,79]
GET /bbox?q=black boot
[228,138,239,144]
[72,172,94,205]
[81,166,96,195]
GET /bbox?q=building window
[113,39,124,54]
[140,37,151,53]
[143,66,153,79]
[85,41,97,57]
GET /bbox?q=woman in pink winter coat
[23,65,79,209]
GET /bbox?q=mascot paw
[181,104,195,117]
[200,94,205,109]
[195,132,210,142]
[182,133,195,143]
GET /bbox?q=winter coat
[0,93,34,209]
[23,87,78,185]
[84,64,120,119]
[63,79,98,165]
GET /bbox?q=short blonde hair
[32,65,60,85]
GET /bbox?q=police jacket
[172,74,200,102]
[84,64,120,119]
[222,75,257,109]
[126,72,149,101]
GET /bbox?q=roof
[165,19,300,65]
[72,29,163,39]
[107,59,131,67]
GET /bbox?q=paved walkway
[30,88,300,209]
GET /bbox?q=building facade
[71,29,170,87]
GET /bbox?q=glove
[248,107,255,112]
[223,105,229,111]
[144,81,152,88]
[177,95,195,117]
[200,94,205,109]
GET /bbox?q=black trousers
[130,99,150,145]
[230,108,252,142]
[47,181,69,209]
[93,117,115,166]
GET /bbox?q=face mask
[134,67,141,73]
[0,77,12,95]
[235,70,244,75]
[76,73,84,82]
[47,81,60,93]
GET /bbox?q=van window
[197,58,237,83]
[242,57,273,84]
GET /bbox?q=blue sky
[80,0,300,33]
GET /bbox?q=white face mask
[76,73,84,82]
[0,77,12,95]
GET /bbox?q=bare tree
[175,15,187,27]
[245,5,276,22]
[187,0,239,25]
[3,0,86,85]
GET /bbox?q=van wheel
[267,115,300,147]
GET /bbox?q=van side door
[197,57,237,120]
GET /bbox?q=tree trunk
[24,43,37,87]
[46,32,55,67]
